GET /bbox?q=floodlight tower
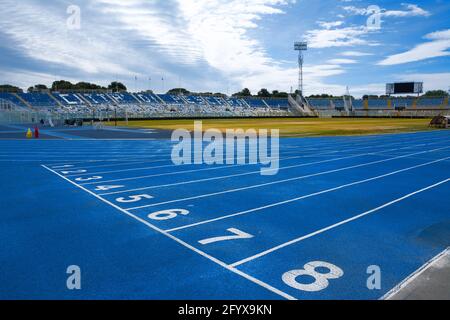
[294,41,308,96]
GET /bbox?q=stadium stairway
[12,93,33,110]
[289,95,314,116]
[47,92,65,109]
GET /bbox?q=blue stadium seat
[18,93,58,108]
[203,96,220,106]
[0,93,28,108]
[352,99,364,109]
[157,94,185,105]
[184,95,206,105]
[416,98,444,108]
[225,97,247,107]
[367,99,388,109]
[108,92,138,104]
[81,93,114,105]
[391,98,414,109]
[54,93,85,105]
[263,99,289,109]
[333,99,345,109]
[245,98,267,108]
[309,99,331,110]
[135,93,161,104]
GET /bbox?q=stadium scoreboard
[386,82,423,95]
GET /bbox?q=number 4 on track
[95,185,124,191]
[198,228,254,245]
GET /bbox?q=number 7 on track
[198,228,254,245]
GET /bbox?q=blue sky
[0,0,449,97]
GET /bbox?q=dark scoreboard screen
[394,82,415,94]
[386,82,423,94]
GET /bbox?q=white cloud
[305,25,376,48]
[318,21,344,29]
[383,4,430,17]
[327,58,357,64]
[341,51,373,57]
[0,0,136,75]
[343,3,430,18]
[0,0,303,92]
[378,29,450,65]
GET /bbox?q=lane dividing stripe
[166,156,450,233]
[126,146,450,210]
[230,178,450,267]
[41,164,296,301]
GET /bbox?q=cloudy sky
[0,0,449,97]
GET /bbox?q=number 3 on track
[282,261,343,292]
[75,176,102,182]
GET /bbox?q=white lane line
[99,141,444,195]
[98,143,435,196]
[381,247,450,300]
[86,154,367,188]
[46,132,440,173]
[46,148,321,172]
[67,149,326,177]
[230,178,450,268]
[41,165,296,300]
[79,140,444,186]
[100,154,369,196]
[126,146,450,210]
[165,156,450,232]
[31,133,447,167]
[70,136,436,177]
[64,150,349,174]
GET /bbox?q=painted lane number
[75,176,103,182]
[148,209,190,221]
[282,261,344,292]
[116,194,153,203]
[198,228,254,245]
[95,185,124,191]
[62,170,87,175]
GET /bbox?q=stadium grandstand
[0,90,294,124]
[1,88,449,125]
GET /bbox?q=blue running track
[0,130,449,300]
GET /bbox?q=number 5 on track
[116,194,153,203]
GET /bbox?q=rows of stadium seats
[0,91,291,117]
[309,97,449,111]
[2,91,448,116]
[416,97,446,109]
[0,93,29,109]
[309,99,332,110]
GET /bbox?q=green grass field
[107,118,434,137]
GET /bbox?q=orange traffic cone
[34,127,39,139]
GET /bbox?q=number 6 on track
[148,209,189,221]
[198,228,254,245]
